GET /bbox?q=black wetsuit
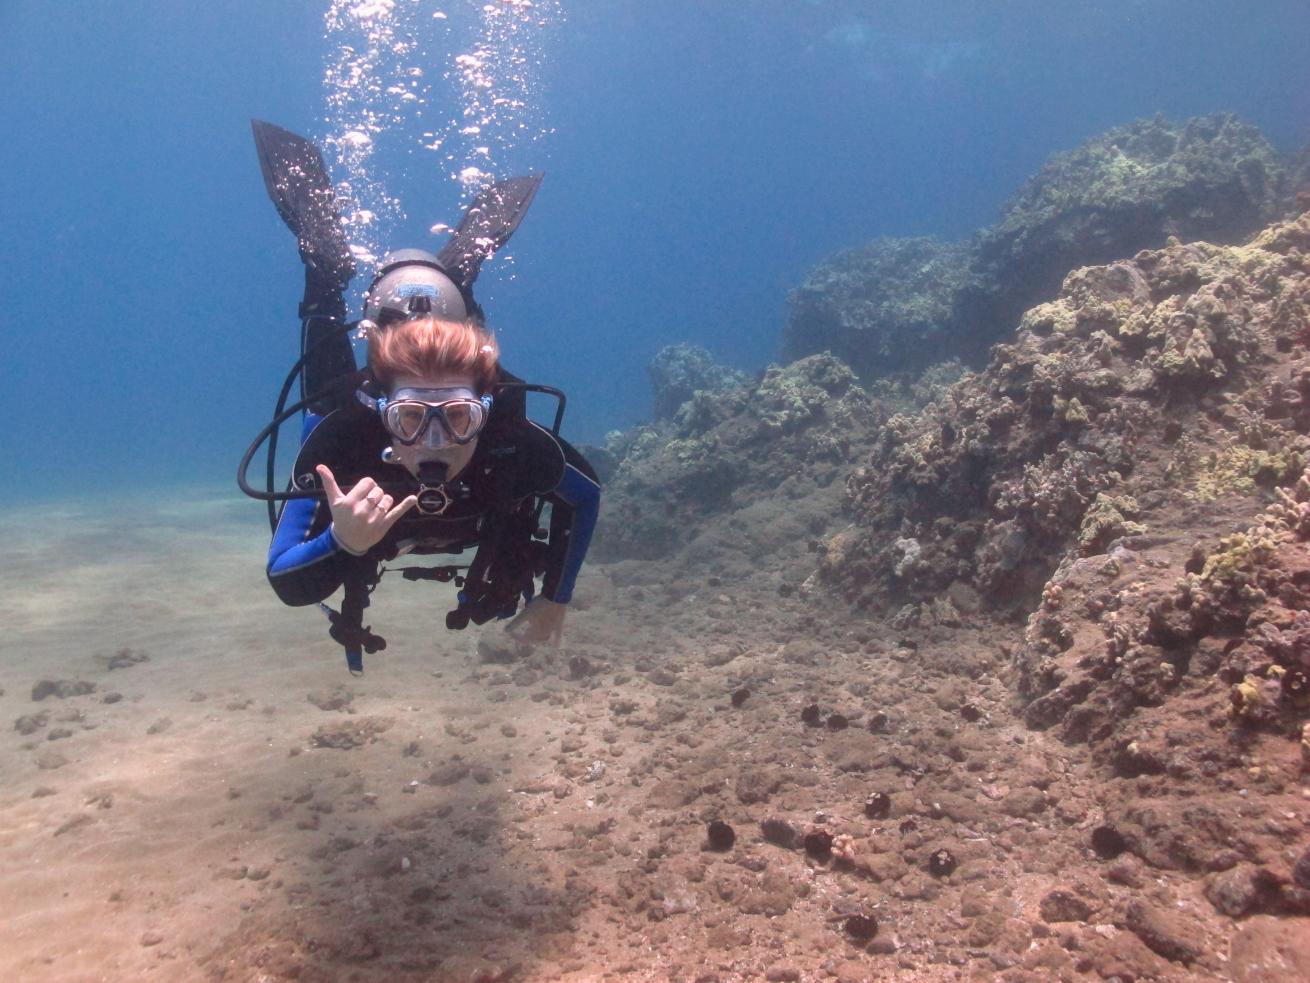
[267,379,600,616]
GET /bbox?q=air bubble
[323,0,562,270]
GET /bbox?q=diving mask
[374,387,493,448]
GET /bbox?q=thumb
[380,494,419,528]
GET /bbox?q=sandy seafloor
[2,490,1304,983]
[0,490,750,982]
[0,490,934,983]
[0,491,527,979]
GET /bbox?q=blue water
[2,0,1308,502]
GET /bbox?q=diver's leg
[251,121,358,415]
[300,271,357,414]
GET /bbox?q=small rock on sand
[15,713,48,735]
[1040,888,1094,923]
[310,716,394,749]
[31,680,96,701]
[477,633,531,664]
[307,687,354,712]
[35,750,68,770]
[1205,863,1281,918]
[1124,900,1202,964]
[106,649,149,671]
[427,762,471,786]
[54,813,95,837]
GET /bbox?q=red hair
[367,317,499,393]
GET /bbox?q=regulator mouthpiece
[417,460,449,486]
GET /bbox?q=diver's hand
[506,597,567,646]
[317,464,417,556]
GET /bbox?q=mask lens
[381,391,488,446]
[442,401,477,439]
[387,402,430,442]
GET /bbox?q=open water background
[1,0,1308,502]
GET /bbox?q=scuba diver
[239,120,600,674]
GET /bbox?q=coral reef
[597,340,973,566]
[784,114,1291,378]
[959,113,1289,352]
[647,343,749,422]
[781,237,974,377]
[574,127,1310,981]
[594,353,881,562]
[1291,141,1310,204]
[789,205,1310,932]
[825,208,1310,613]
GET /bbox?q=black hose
[257,319,359,533]
[265,356,304,531]
[238,360,570,532]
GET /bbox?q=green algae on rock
[960,113,1290,353]
[826,208,1310,612]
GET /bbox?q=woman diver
[241,121,600,673]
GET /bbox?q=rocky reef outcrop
[1018,463,1310,749]
[580,133,1310,977]
[595,353,883,563]
[823,208,1310,612]
[1003,398,1310,925]
[962,113,1289,347]
[1291,141,1310,203]
[647,343,749,422]
[784,113,1291,378]
[597,343,972,567]
[802,208,1310,924]
[781,237,973,377]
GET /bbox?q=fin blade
[251,119,355,288]
[436,174,544,290]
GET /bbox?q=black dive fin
[251,119,356,290]
[435,174,544,292]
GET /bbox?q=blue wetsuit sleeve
[266,414,350,606]
[540,462,601,604]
